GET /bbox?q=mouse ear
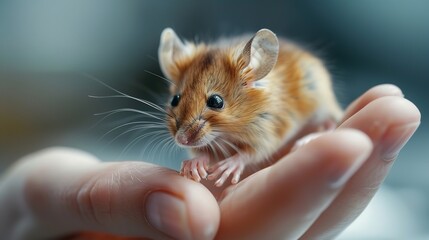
[238,29,279,84]
[158,28,194,82]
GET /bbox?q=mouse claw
[208,155,245,187]
[180,156,210,182]
[231,170,242,184]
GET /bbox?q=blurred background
[0,1,427,238]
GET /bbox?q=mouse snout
[175,120,206,147]
[176,133,192,146]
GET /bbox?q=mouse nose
[177,133,191,145]
[175,121,205,147]
[176,130,199,146]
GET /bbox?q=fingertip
[192,171,201,182]
[342,84,404,123]
[341,96,421,137]
[297,129,373,160]
[215,130,373,239]
[289,129,373,189]
[181,180,220,240]
[136,168,219,240]
[200,171,208,180]
[145,180,219,240]
[145,191,191,240]
[22,154,219,240]
[324,130,373,188]
[372,84,403,97]
[299,89,420,239]
[333,129,373,153]
[396,97,421,123]
[214,178,223,187]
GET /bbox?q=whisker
[122,130,157,156]
[107,125,168,147]
[144,70,175,86]
[146,54,158,62]
[91,110,148,131]
[89,94,171,117]
[103,114,149,127]
[120,134,148,159]
[218,137,242,156]
[212,139,229,160]
[141,131,169,154]
[166,137,181,161]
[100,121,166,142]
[157,133,174,154]
[85,73,182,162]
[166,138,181,160]
[83,73,170,116]
[121,130,168,158]
[153,136,177,162]
[142,133,172,161]
[94,108,166,122]
[207,141,220,162]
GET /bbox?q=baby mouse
[158,28,342,187]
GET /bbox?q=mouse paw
[208,155,246,187]
[180,155,210,182]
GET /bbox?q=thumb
[6,148,219,240]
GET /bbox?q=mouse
[68,28,343,240]
[158,28,343,187]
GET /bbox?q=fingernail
[329,153,367,189]
[381,122,419,162]
[146,191,192,240]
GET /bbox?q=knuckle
[75,176,113,226]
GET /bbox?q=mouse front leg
[207,154,247,187]
[180,155,210,182]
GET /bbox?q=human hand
[0,84,420,240]
[207,84,420,239]
[0,149,220,240]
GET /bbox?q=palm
[0,85,419,240]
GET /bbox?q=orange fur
[164,35,342,163]
[69,30,343,240]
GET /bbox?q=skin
[0,84,420,240]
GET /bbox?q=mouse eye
[207,94,224,109]
[171,94,180,107]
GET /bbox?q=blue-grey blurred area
[0,1,427,238]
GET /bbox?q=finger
[340,84,403,125]
[291,132,326,152]
[234,84,403,181]
[191,159,201,182]
[180,160,186,176]
[198,162,208,180]
[208,161,227,181]
[214,167,235,187]
[231,166,244,185]
[240,84,401,175]
[302,96,420,239]
[12,148,219,240]
[216,130,373,240]
[183,160,194,180]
